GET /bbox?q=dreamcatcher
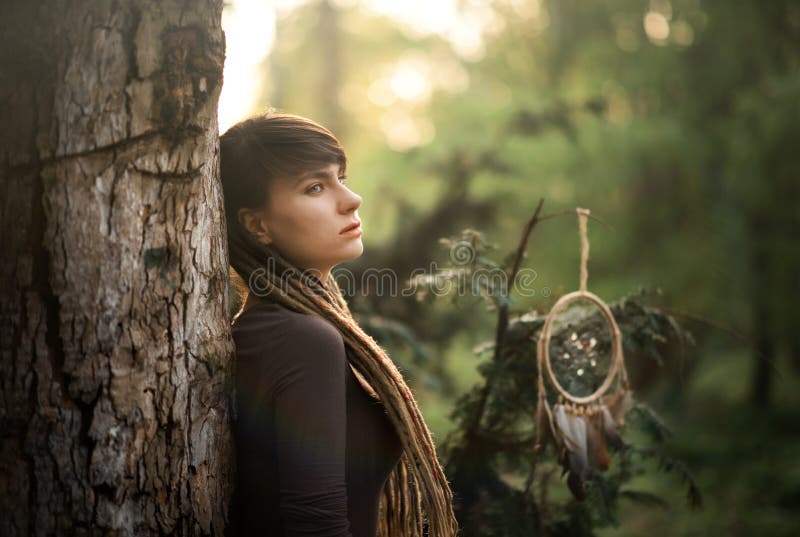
[534,208,633,499]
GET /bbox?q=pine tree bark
[0,1,234,535]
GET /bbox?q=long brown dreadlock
[221,111,460,537]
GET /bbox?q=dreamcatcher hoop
[536,208,629,406]
[537,289,624,404]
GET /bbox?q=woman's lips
[340,222,362,237]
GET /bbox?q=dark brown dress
[227,301,403,537]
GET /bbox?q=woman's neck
[242,273,331,313]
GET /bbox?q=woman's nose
[340,186,362,212]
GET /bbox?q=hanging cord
[577,207,590,293]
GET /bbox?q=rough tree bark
[0,1,234,535]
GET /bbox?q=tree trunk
[318,0,344,138]
[749,216,773,408]
[0,1,233,535]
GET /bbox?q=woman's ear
[237,207,273,245]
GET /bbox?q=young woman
[220,112,460,537]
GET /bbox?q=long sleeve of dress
[230,302,403,537]
[263,314,354,537]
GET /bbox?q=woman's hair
[220,111,460,537]
[220,111,346,212]
[221,111,347,310]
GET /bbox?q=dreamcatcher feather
[533,208,634,499]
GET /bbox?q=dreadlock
[221,111,460,537]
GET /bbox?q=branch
[465,198,545,437]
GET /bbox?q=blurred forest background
[221,0,799,535]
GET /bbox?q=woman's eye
[306,176,347,194]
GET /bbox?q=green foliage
[417,227,702,536]
[257,0,800,533]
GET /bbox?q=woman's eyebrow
[295,167,339,182]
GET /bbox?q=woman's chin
[348,240,364,259]
[340,240,364,261]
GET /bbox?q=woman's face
[240,161,364,282]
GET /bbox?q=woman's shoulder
[231,300,344,355]
[232,302,349,395]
